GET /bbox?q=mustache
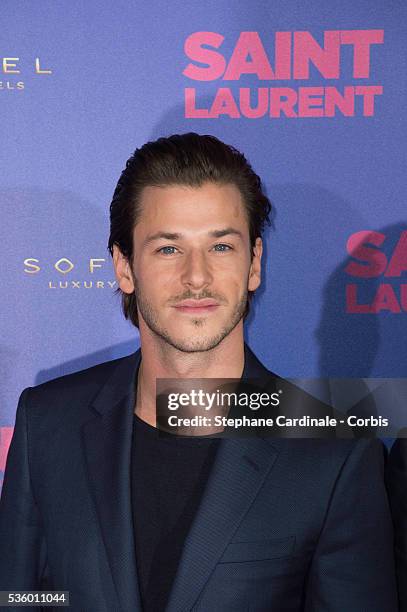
[168,290,228,305]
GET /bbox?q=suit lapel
[82,351,142,612]
[166,344,281,611]
[166,436,280,611]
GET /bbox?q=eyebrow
[143,227,244,245]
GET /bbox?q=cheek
[225,257,251,287]
[216,252,251,275]
[134,260,179,297]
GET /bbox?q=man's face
[113,182,262,352]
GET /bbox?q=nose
[180,249,213,291]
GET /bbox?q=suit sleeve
[386,438,407,612]
[0,388,48,591]
[304,439,398,611]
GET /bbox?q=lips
[173,298,220,313]
[175,299,219,308]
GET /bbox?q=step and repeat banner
[1,1,406,488]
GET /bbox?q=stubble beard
[134,284,248,353]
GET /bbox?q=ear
[248,238,263,292]
[112,244,135,294]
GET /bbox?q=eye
[158,246,178,255]
[213,243,232,252]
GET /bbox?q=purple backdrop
[1,1,406,482]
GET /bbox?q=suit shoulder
[24,352,138,412]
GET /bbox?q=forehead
[135,182,249,235]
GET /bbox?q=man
[0,133,398,610]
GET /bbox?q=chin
[160,330,228,353]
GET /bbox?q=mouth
[173,299,220,314]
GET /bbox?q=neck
[135,322,245,426]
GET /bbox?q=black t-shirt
[131,413,219,611]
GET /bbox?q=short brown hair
[108,133,271,328]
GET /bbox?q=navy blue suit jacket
[0,345,398,611]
